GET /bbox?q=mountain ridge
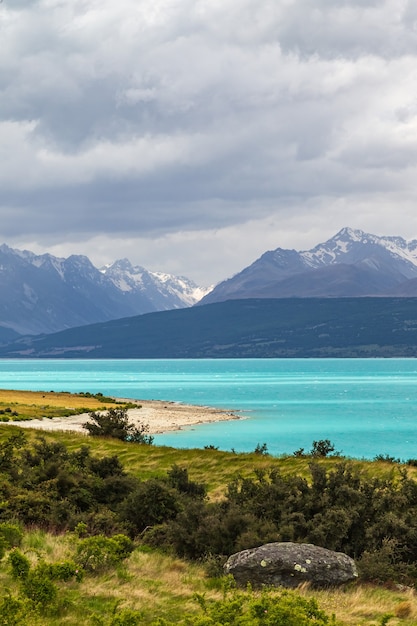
[0,244,210,335]
[3,226,417,339]
[200,227,417,304]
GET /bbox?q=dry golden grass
[85,549,212,620]
[0,388,129,421]
[22,529,74,561]
[123,566,417,626]
[304,584,417,626]
[4,528,417,625]
[0,389,109,409]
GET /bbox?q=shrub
[83,408,154,444]
[0,593,35,626]
[8,549,30,581]
[91,604,143,626]
[75,534,134,573]
[167,465,206,499]
[110,608,143,626]
[149,588,337,625]
[254,443,269,455]
[0,523,23,549]
[45,559,83,582]
[293,447,305,457]
[357,538,413,584]
[374,454,401,463]
[21,567,57,609]
[120,480,180,535]
[310,439,336,457]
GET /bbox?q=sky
[2,0,417,286]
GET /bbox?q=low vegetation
[83,407,153,444]
[1,388,417,624]
[0,422,417,624]
[0,388,132,422]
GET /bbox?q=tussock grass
[307,584,417,625]
[22,529,74,561]
[8,529,417,625]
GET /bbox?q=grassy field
[1,526,417,625]
[0,388,128,421]
[1,390,417,625]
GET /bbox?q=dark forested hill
[2,297,417,358]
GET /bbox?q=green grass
[1,423,414,499]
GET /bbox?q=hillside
[2,297,417,358]
[1,423,417,625]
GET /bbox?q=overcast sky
[2,0,417,285]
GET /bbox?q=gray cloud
[1,0,417,284]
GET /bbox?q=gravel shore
[6,398,240,435]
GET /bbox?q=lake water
[1,358,417,460]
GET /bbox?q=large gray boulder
[224,542,358,589]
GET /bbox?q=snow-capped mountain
[101,259,211,310]
[200,227,417,304]
[0,244,210,336]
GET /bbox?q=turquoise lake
[1,358,417,460]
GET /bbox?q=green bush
[310,439,336,457]
[91,604,143,626]
[75,534,134,573]
[83,408,154,444]
[0,523,23,549]
[21,567,57,609]
[357,538,416,584]
[150,588,337,625]
[120,480,180,535]
[167,465,206,498]
[110,610,143,626]
[254,443,269,455]
[0,593,36,626]
[45,559,84,582]
[8,549,30,581]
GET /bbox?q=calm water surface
[1,358,417,460]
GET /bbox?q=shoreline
[6,398,241,435]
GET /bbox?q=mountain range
[200,227,417,303]
[3,226,417,351]
[0,244,210,336]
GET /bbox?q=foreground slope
[1,425,417,625]
[2,297,417,358]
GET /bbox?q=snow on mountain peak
[99,258,210,304]
[336,227,366,241]
[299,227,417,271]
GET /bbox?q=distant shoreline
[6,398,241,435]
